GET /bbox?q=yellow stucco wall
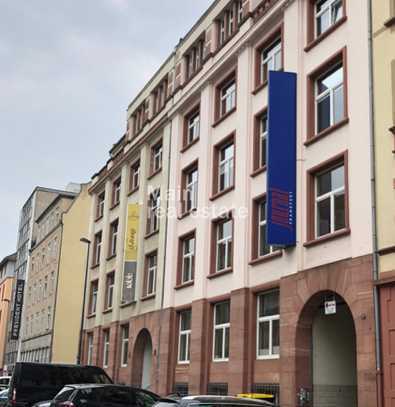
[372,0,395,274]
[51,184,92,363]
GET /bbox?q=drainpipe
[367,0,383,406]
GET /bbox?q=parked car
[0,377,10,390]
[7,363,112,407]
[153,396,274,407]
[43,384,163,407]
[0,389,8,407]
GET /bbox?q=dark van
[8,363,112,407]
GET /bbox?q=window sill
[212,358,229,363]
[180,137,200,153]
[141,294,156,302]
[120,300,136,308]
[103,307,113,314]
[257,355,280,361]
[251,166,266,178]
[384,16,395,28]
[252,81,267,95]
[95,215,104,222]
[210,186,235,201]
[147,168,162,180]
[212,107,236,128]
[178,208,197,220]
[207,268,233,279]
[87,313,96,319]
[185,66,203,85]
[90,263,100,270]
[304,227,350,248]
[177,361,190,366]
[305,118,349,146]
[174,281,194,290]
[249,251,282,266]
[106,254,116,261]
[145,229,159,239]
[110,202,120,211]
[128,187,139,196]
[305,16,347,52]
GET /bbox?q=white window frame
[153,143,163,172]
[213,302,230,362]
[260,39,282,84]
[187,112,200,144]
[146,254,157,296]
[131,162,140,190]
[218,143,234,192]
[120,325,129,367]
[257,291,280,360]
[216,219,232,272]
[220,81,236,116]
[148,190,161,234]
[178,311,191,364]
[94,233,102,265]
[87,334,94,365]
[186,168,198,211]
[113,179,121,205]
[105,273,114,309]
[259,114,267,168]
[237,0,243,23]
[258,200,274,257]
[97,193,105,218]
[227,8,234,36]
[315,0,343,37]
[314,165,345,238]
[110,221,118,257]
[103,330,110,368]
[219,17,226,45]
[315,64,344,134]
[181,236,195,284]
[90,282,98,314]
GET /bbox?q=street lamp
[77,237,91,365]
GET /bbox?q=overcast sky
[0,0,213,261]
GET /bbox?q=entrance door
[296,292,358,407]
[312,302,357,407]
[131,329,153,390]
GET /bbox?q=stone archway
[131,329,153,389]
[295,291,357,407]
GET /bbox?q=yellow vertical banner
[122,203,139,303]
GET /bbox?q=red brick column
[228,288,249,395]
[189,299,210,394]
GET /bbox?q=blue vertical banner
[267,71,297,246]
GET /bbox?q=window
[87,333,94,365]
[151,141,163,174]
[306,152,348,243]
[315,0,343,37]
[153,77,168,115]
[214,138,235,195]
[213,302,230,361]
[147,189,160,235]
[260,38,282,85]
[179,234,195,284]
[93,232,102,266]
[120,325,129,367]
[130,161,140,192]
[96,192,105,219]
[217,1,242,47]
[133,99,149,135]
[253,112,267,172]
[213,216,233,273]
[185,39,204,80]
[112,177,121,207]
[257,290,280,359]
[102,330,110,368]
[184,107,200,147]
[178,310,191,363]
[108,220,118,258]
[182,164,198,213]
[145,252,157,296]
[89,280,98,315]
[315,164,345,237]
[105,272,115,310]
[217,75,236,119]
[253,198,276,258]
[307,49,347,140]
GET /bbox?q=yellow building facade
[51,184,92,364]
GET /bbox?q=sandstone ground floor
[83,255,378,407]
